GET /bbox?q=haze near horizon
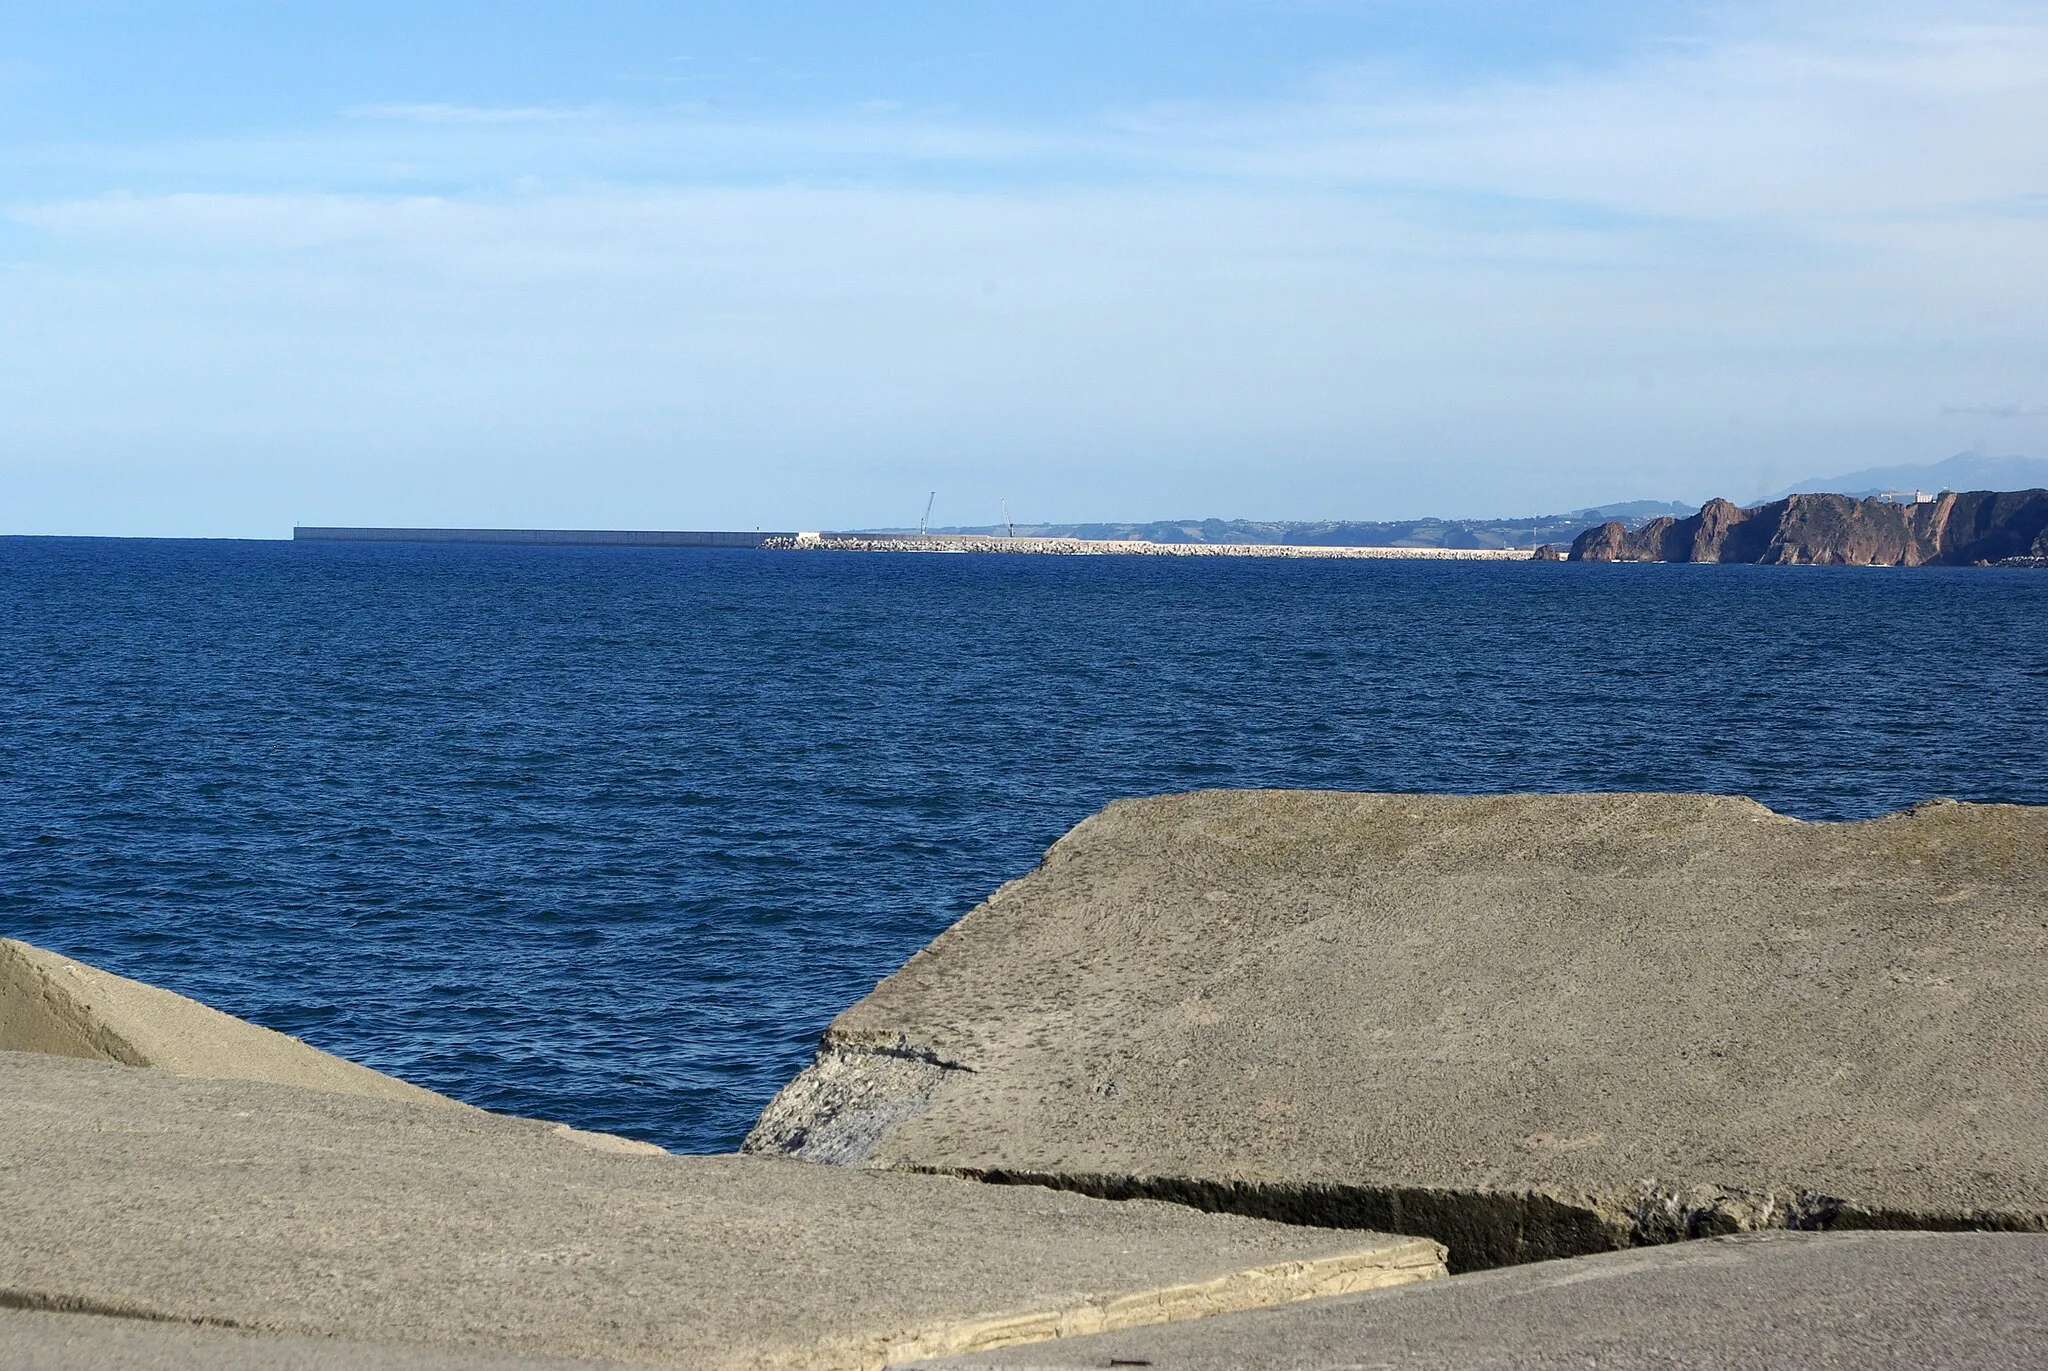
[4,1,2046,538]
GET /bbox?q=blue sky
[3,2,2045,535]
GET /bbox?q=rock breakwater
[767,533,1533,559]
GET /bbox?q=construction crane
[920,492,935,538]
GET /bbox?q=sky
[3,2,2046,536]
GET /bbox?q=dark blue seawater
[3,538,2045,1151]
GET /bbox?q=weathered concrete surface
[0,1052,1442,1371]
[746,791,2048,1268]
[912,1231,2048,1370]
[0,1309,619,1371]
[0,938,456,1107]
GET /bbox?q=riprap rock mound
[1568,489,2048,564]
[746,791,2048,1269]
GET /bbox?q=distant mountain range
[925,501,1695,551]
[1760,452,2048,503]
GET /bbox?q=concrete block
[0,938,457,1107]
[912,1230,2048,1371]
[747,791,2048,1268]
[0,1052,1442,1370]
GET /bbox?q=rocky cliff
[1568,489,2048,565]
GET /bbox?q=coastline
[290,526,1541,558]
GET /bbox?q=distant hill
[881,455,2048,547]
[1762,453,2048,503]
[922,501,1694,550]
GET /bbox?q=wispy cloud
[4,1,2047,535]
[345,102,602,124]
[1942,403,2048,418]
[21,6,2048,222]
[1111,11,2048,223]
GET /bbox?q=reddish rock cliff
[1570,489,2048,565]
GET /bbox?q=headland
[1569,488,2048,565]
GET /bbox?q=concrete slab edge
[0,1286,249,1330]
[916,1168,2048,1274]
[0,942,150,1066]
[0,940,463,1109]
[866,1238,1445,1371]
[5,1242,1444,1371]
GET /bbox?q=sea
[4,537,2045,1152]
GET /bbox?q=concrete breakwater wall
[294,526,793,548]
